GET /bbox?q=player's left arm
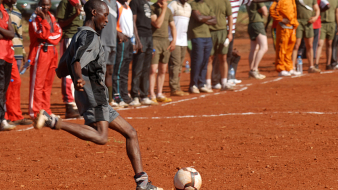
[168,20,176,52]
[72,61,85,91]
[0,16,15,40]
[308,3,320,24]
[46,21,62,45]
[258,5,268,17]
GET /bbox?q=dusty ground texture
[0,37,337,190]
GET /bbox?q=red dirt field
[1,38,338,189]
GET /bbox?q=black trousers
[331,26,338,67]
[212,36,241,85]
[0,60,12,121]
[131,36,153,99]
[112,39,133,104]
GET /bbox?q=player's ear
[92,9,97,17]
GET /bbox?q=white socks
[206,79,211,89]
[221,78,227,87]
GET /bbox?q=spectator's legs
[331,26,338,67]
[325,39,333,66]
[149,64,158,99]
[206,56,214,88]
[0,61,12,121]
[211,55,221,85]
[190,38,204,88]
[199,38,213,87]
[106,64,114,103]
[249,42,259,70]
[292,38,302,68]
[304,37,314,67]
[5,59,24,121]
[16,59,22,70]
[218,53,228,87]
[139,38,152,99]
[156,62,167,96]
[313,29,320,61]
[131,50,145,99]
[315,39,324,66]
[251,34,268,71]
[169,46,182,92]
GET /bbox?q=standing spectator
[28,0,62,118]
[56,0,82,118]
[247,2,268,79]
[0,0,15,130]
[292,0,321,73]
[315,0,338,70]
[205,0,234,91]
[112,0,134,107]
[332,25,338,68]
[150,0,176,103]
[129,0,158,106]
[270,0,299,76]
[3,0,32,125]
[100,0,117,107]
[188,0,215,94]
[167,0,191,96]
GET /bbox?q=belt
[279,22,294,29]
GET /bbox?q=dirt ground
[1,36,338,190]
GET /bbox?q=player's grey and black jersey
[61,26,119,125]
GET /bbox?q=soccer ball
[174,167,202,190]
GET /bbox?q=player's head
[39,0,51,14]
[157,0,167,4]
[84,0,109,32]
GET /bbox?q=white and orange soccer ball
[174,167,202,190]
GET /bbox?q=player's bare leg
[149,64,158,99]
[206,55,214,88]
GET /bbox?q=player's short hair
[84,0,107,19]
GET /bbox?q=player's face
[94,4,109,32]
[40,0,51,14]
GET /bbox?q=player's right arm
[31,8,52,40]
[0,16,15,40]
[72,61,85,91]
[151,0,167,29]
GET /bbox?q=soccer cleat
[212,83,221,89]
[65,103,80,118]
[34,110,61,130]
[0,120,16,131]
[199,84,213,93]
[220,83,234,91]
[129,98,142,107]
[249,70,266,79]
[278,70,291,77]
[156,96,172,103]
[189,85,200,94]
[136,181,163,190]
[308,67,321,73]
[10,119,33,125]
[140,98,158,105]
[289,69,301,76]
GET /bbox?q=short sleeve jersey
[296,0,316,20]
[100,0,117,47]
[56,0,83,39]
[188,1,214,39]
[205,0,232,31]
[130,0,152,37]
[247,2,266,23]
[320,0,338,23]
[151,3,174,38]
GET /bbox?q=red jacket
[0,4,14,63]
[28,12,62,65]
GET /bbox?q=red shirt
[312,0,321,29]
[0,4,14,63]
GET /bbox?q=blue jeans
[190,38,212,88]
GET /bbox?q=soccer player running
[315,0,338,70]
[247,2,268,79]
[35,0,162,189]
[292,0,321,73]
[0,0,15,130]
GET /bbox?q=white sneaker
[228,79,242,84]
[119,101,129,108]
[278,70,291,77]
[129,97,141,107]
[109,101,120,107]
[199,84,213,93]
[190,85,200,94]
[289,69,301,76]
[1,120,16,131]
[212,83,221,89]
[140,97,158,105]
[220,83,234,91]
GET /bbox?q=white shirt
[116,1,134,38]
[168,0,191,46]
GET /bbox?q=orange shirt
[270,0,299,28]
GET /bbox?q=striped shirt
[229,0,252,33]
[4,4,26,60]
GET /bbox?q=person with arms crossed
[129,0,158,106]
[315,0,338,70]
[56,0,83,118]
[28,0,62,118]
[167,0,191,96]
[38,1,162,189]
[150,0,176,103]
[205,0,234,91]
[3,0,32,125]
[270,0,299,76]
[292,0,321,73]
[0,0,15,130]
[188,0,216,94]
[246,2,268,79]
